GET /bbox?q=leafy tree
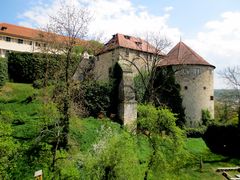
[40,2,91,149]
[137,104,189,179]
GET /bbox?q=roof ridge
[0,22,39,31]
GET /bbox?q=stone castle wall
[174,65,214,127]
[94,48,150,80]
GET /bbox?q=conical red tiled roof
[159,41,215,68]
[97,33,157,55]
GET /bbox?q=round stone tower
[159,42,215,127]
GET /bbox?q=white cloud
[186,11,240,89]
[18,0,181,42]
[164,6,174,13]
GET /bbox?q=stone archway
[112,60,137,127]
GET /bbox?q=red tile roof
[97,33,158,55]
[0,22,43,40]
[0,22,86,45]
[159,41,215,68]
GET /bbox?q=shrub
[71,81,113,117]
[8,52,79,83]
[203,124,240,157]
[0,57,8,87]
[185,127,206,138]
[201,109,213,126]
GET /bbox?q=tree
[220,66,240,126]
[137,104,189,179]
[120,34,171,104]
[40,3,91,149]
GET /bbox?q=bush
[8,52,79,83]
[203,124,240,157]
[0,57,8,87]
[185,127,206,138]
[71,81,113,117]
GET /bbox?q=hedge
[0,57,8,87]
[203,124,240,157]
[8,52,80,83]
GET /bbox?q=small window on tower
[210,96,214,100]
[184,86,188,90]
[203,86,206,90]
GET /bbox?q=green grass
[0,83,43,139]
[183,138,240,179]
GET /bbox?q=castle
[95,34,215,127]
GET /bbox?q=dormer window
[1,26,7,31]
[124,35,130,39]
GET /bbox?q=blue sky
[1,0,240,88]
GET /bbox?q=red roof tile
[0,23,43,40]
[159,41,215,68]
[97,33,158,55]
[0,22,86,45]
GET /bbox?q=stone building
[96,34,215,128]
[159,41,215,127]
[94,33,157,81]
[95,33,157,126]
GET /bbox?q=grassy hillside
[0,83,239,179]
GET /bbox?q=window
[203,86,206,90]
[184,86,188,90]
[195,68,200,75]
[125,49,129,57]
[210,96,214,100]
[18,39,23,44]
[1,26,7,31]
[29,41,32,45]
[6,37,11,42]
[35,42,41,47]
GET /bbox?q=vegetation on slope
[0,83,240,179]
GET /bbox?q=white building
[0,23,47,57]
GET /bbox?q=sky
[1,0,240,89]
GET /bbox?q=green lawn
[183,138,240,180]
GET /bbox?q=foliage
[185,127,207,138]
[81,126,143,180]
[1,83,240,179]
[0,57,8,87]
[74,40,104,55]
[134,71,149,103]
[8,52,80,83]
[137,104,189,179]
[203,124,240,157]
[70,80,113,117]
[154,67,186,127]
[201,109,213,126]
[0,121,19,179]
